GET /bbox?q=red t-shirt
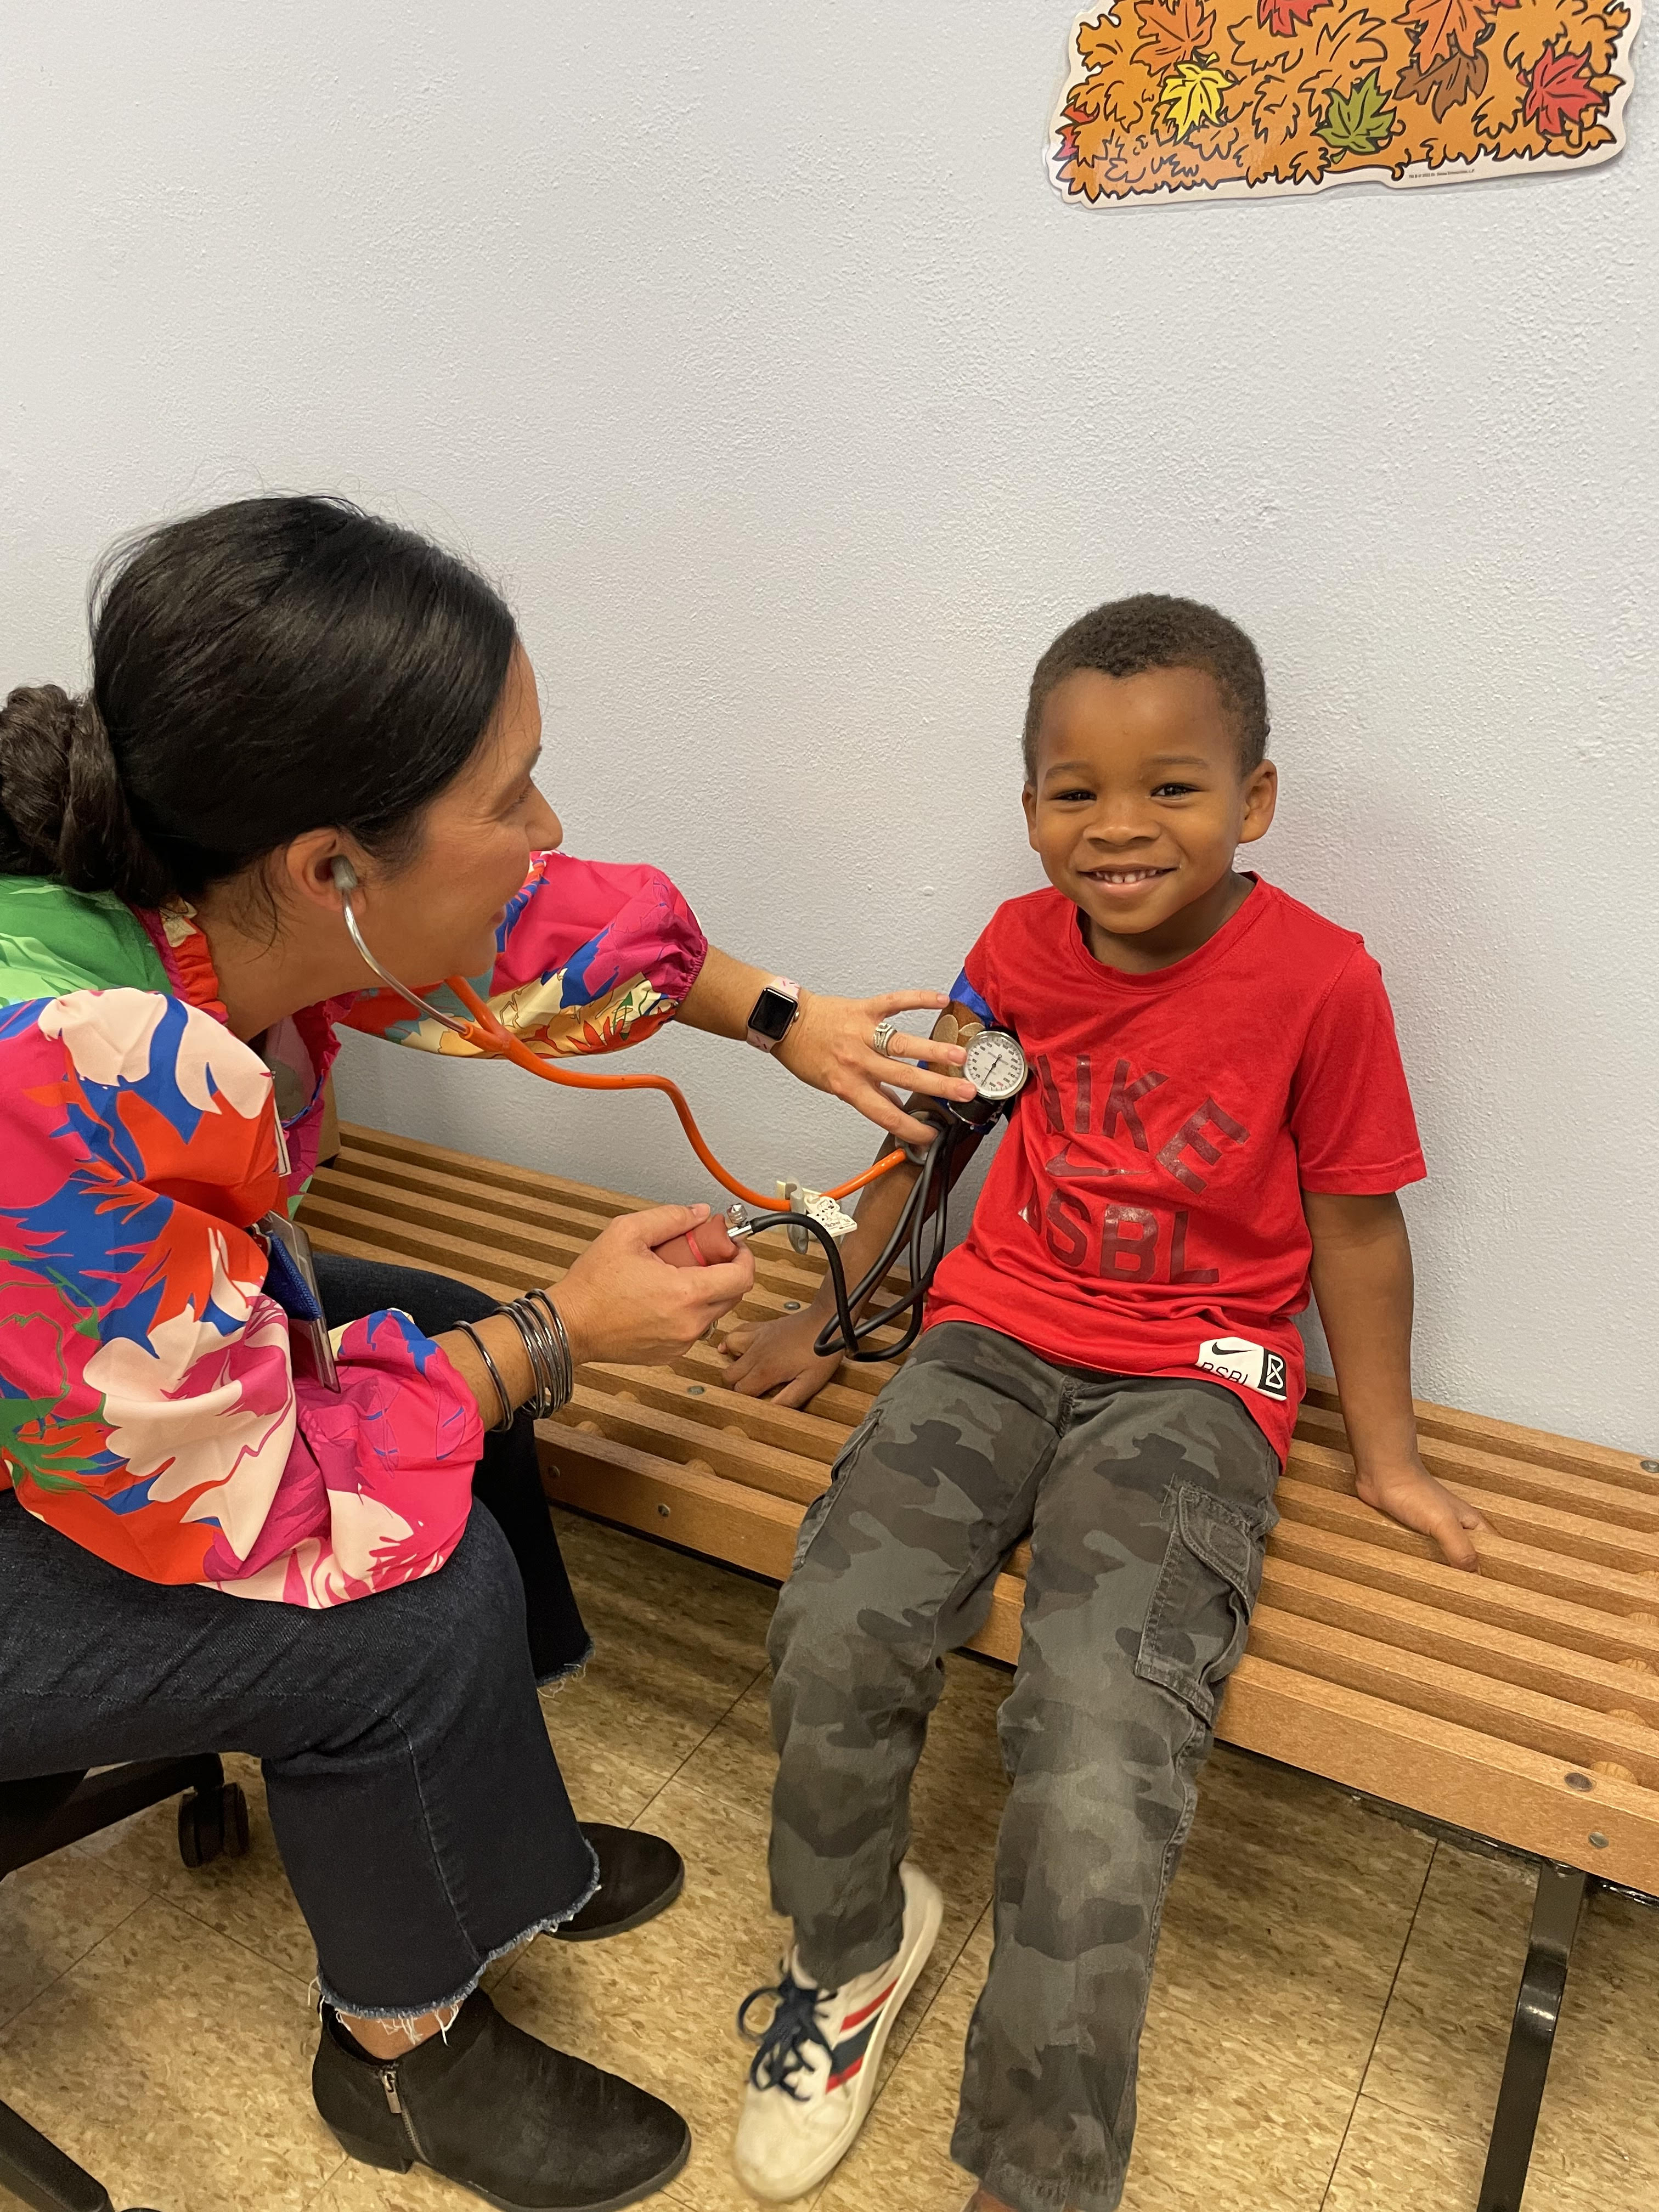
[925,876,1425,1461]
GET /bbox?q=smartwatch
[746,977,802,1053]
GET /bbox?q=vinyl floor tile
[1531,1883,1659,2183]
[1359,1840,1659,2206]
[10,1521,1659,2212]
[1320,2092,1489,2211]
[542,1510,775,1798]
[0,1895,334,2212]
[1355,1839,1536,2123]
[0,1844,147,2031]
[1152,1749,1434,2063]
[1321,2088,1659,2212]
[68,1750,319,1985]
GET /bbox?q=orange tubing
[442,975,905,1211]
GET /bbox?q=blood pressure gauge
[949,1029,1029,1126]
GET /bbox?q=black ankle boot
[555,1825,685,1943]
[313,1991,690,2211]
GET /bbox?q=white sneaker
[733,1863,944,2202]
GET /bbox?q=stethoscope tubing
[337,885,980,1361]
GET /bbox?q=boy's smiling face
[1023,663,1278,971]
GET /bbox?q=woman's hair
[1023,594,1269,781]
[0,495,518,907]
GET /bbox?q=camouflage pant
[767,1322,1280,2212]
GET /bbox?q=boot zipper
[380,2065,428,2163]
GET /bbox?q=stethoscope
[330,856,1029,1362]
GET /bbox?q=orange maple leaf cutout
[1257,0,1332,34]
[1397,0,1493,65]
[1135,0,1217,76]
[1523,42,1604,133]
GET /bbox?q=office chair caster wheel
[178,1780,250,1869]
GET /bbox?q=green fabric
[0,876,167,1009]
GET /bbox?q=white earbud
[330,856,359,897]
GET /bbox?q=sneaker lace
[737,1968,833,2101]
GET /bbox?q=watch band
[745,976,802,1053]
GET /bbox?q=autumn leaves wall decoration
[1048,0,1639,199]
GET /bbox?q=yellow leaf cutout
[1160,55,1237,133]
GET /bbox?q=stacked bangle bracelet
[503,1289,575,1420]
[453,1291,576,1433]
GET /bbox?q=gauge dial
[963,1029,1028,1103]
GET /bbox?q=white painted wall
[2,3,1654,1449]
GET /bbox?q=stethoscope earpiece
[330,856,359,896]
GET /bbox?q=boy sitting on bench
[720,596,1482,2212]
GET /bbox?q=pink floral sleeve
[0,987,483,1605]
[341,850,708,1059]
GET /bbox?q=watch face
[963,1029,1028,1102]
[750,986,799,1043]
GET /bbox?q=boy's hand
[723,1308,843,1409]
[1354,1455,1486,1572]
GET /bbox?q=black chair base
[2,1756,249,2212]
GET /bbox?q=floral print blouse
[0,856,706,1607]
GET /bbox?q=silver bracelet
[524,1290,574,1407]
[453,1319,514,1433]
[498,1293,575,1419]
[498,1302,554,1418]
[517,1291,572,1412]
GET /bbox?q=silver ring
[872,1017,901,1059]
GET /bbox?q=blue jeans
[0,1260,596,2018]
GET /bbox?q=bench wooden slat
[558,1385,827,1506]
[1266,1521,1659,1663]
[319,1149,833,1305]
[1295,1403,1659,1526]
[538,1420,1030,1664]
[341,1121,654,1220]
[1257,1558,1659,1725]
[1300,1374,1649,1491]
[302,1123,1659,1893]
[1244,1611,1659,1786]
[1274,1470,1659,1583]
[304,1182,909,1348]
[1222,1655,1658,1891]
[579,1364,856,1468]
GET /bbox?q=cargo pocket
[789,1407,882,1575]
[1133,1484,1273,1729]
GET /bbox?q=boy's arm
[723,1002,989,1407]
[1304,1192,1485,1572]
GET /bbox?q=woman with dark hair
[0,495,975,2211]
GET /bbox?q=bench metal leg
[1476,1861,1588,2212]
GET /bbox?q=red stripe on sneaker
[826,2055,866,2093]
[838,1979,898,2034]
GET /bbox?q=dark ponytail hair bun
[0,682,176,905]
[0,495,517,907]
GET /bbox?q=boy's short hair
[1023,595,1269,782]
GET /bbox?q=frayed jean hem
[534,1634,595,1693]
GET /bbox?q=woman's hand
[723,1307,842,1409]
[554,1204,755,1368]
[776,991,977,1149]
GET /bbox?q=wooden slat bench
[301,1121,1659,2212]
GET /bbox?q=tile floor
[4,1509,1658,2212]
